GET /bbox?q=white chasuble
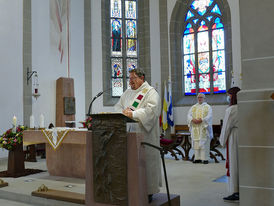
[187,102,213,149]
[115,81,162,195]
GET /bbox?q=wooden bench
[174,124,225,163]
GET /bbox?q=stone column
[238,0,274,205]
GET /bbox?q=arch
[170,0,232,105]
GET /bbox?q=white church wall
[32,0,85,128]
[150,0,162,93]
[0,0,23,158]
[69,0,85,127]
[90,0,110,114]
[167,0,241,125]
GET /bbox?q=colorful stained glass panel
[112,78,123,96]
[111,58,123,78]
[126,39,137,56]
[197,31,209,52]
[111,39,122,56]
[213,50,225,72]
[184,23,194,34]
[111,19,122,37]
[212,17,223,29]
[198,21,208,31]
[125,1,136,19]
[184,54,195,75]
[127,58,137,76]
[213,71,226,93]
[198,52,209,73]
[111,19,122,55]
[199,73,210,93]
[212,28,224,50]
[126,20,136,38]
[211,4,222,15]
[191,0,213,16]
[183,33,195,54]
[185,10,194,21]
[184,75,196,95]
[111,0,122,18]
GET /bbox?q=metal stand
[141,142,171,206]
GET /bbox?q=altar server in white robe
[187,93,213,164]
[114,68,161,203]
[220,87,241,202]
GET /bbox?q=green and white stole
[129,87,153,111]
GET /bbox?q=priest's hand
[122,107,133,118]
[192,118,202,124]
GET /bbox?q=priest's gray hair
[197,93,205,98]
[129,68,146,80]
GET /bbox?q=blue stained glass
[191,0,213,16]
[111,19,122,54]
[213,71,226,93]
[111,19,122,37]
[212,17,223,29]
[186,11,194,21]
[193,19,199,24]
[111,0,122,18]
[126,20,136,38]
[184,23,194,34]
[184,54,195,75]
[207,16,213,21]
[125,1,136,19]
[183,33,195,54]
[211,4,222,15]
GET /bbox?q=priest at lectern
[114,68,162,203]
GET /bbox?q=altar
[23,129,88,178]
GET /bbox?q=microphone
[87,88,112,116]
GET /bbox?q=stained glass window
[182,0,226,95]
[110,0,138,97]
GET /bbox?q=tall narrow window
[183,0,226,95]
[110,0,138,97]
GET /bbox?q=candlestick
[12,115,17,127]
[12,115,17,133]
[30,115,34,128]
[39,114,44,128]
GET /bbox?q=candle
[13,115,17,127]
[39,114,44,128]
[30,115,34,128]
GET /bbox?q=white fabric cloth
[219,105,239,194]
[187,102,213,160]
[114,81,162,195]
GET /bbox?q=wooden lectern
[85,113,148,206]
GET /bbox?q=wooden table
[176,131,192,161]
[23,130,87,178]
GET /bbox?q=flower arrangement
[81,116,92,130]
[0,125,27,151]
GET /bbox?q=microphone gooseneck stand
[141,142,171,206]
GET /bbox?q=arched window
[110,0,138,97]
[182,0,226,96]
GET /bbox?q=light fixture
[27,67,40,99]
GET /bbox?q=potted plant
[0,125,27,176]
